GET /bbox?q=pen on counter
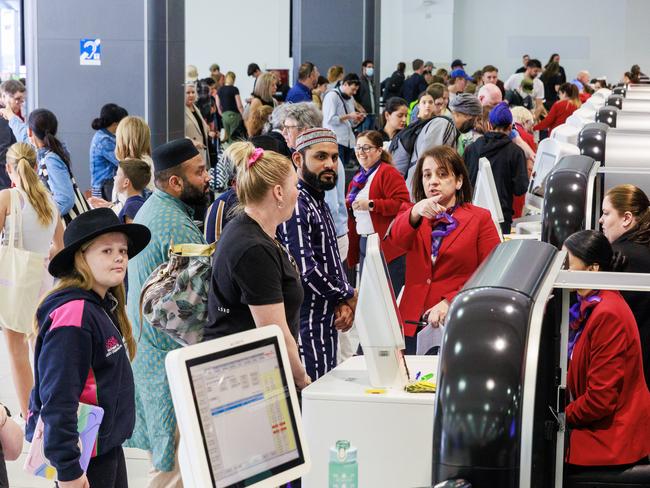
[415,371,421,380]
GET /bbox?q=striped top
[279,180,354,344]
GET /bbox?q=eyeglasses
[281,124,300,131]
[354,145,378,154]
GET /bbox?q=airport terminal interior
[1,0,650,487]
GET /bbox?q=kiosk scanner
[607,94,650,111]
[596,105,650,130]
[541,155,599,248]
[577,122,650,197]
[165,325,310,488]
[432,239,564,488]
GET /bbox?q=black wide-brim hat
[49,208,151,278]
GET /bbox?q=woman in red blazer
[385,145,501,352]
[346,130,410,290]
[563,230,650,466]
[533,82,580,134]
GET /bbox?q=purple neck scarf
[430,206,458,262]
[347,162,381,204]
[567,292,602,360]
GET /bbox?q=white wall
[380,0,455,80]
[452,0,650,85]
[185,0,291,98]
[186,0,650,94]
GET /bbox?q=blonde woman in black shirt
[207,141,311,389]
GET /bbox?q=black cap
[152,139,199,172]
[48,208,151,278]
[451,59,466,68]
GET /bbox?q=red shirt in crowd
[533,99,579,134]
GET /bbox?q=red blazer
[566,290,650,466]
[346,162,410,267]
[533,99,579,133]
[385,202,500,336]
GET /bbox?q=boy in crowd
[114,159,151,224]
[463,102,528,235]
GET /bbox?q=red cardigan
[533,99,578,133]
[385,202,500,336]
[346,162,410,267]
[566,289,650,466]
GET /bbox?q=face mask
[458,118,476,134]
[366,68,374,77]
[338,88,351,100]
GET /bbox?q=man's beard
[179,177,208,206]
[302,164,338,191]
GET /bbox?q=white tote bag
[0,189,48,332]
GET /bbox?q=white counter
[301,355,438,488]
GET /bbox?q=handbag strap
[7,188,24,249]
[215,200,225,242]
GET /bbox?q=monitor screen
[186,338,304,488]
[532,152,557,193]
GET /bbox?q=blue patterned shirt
[125,189,206,471]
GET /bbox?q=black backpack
[388,117,432,156]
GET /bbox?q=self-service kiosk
[596,105,650,130]
[578,122,650,196]
[607,94,650,111]
[431,239,650,488]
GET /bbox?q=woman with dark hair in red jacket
[385,145,500,353]
[533,82,580,135]
[563,229,650,467]
[346,130,410,292]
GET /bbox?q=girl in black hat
[26,208,150,488]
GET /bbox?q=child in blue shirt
[114,159,151,224]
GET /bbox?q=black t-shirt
[218,85,240,113]
[206,212,304,340]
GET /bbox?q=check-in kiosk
[607,94,650,111]
[541,155,599,247]
[578,122,650,196]
[596,105,650,130]
[431,239,650,488]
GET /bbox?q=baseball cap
[450,68,472,81]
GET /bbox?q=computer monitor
[355,233,409,389]
[472,157,504,239]
[528,139,580,197]
[165,325,310,488]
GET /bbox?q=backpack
[505,89,534,110]
[388,117,433,177]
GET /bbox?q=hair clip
[247,147,264,168]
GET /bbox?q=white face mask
[366,67,374,77]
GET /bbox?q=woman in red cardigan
[563,230,650,467]
[533,82,580,134]
[385,145,501,353]
[346,130,410,292]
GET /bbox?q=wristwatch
[368,200,375,211]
